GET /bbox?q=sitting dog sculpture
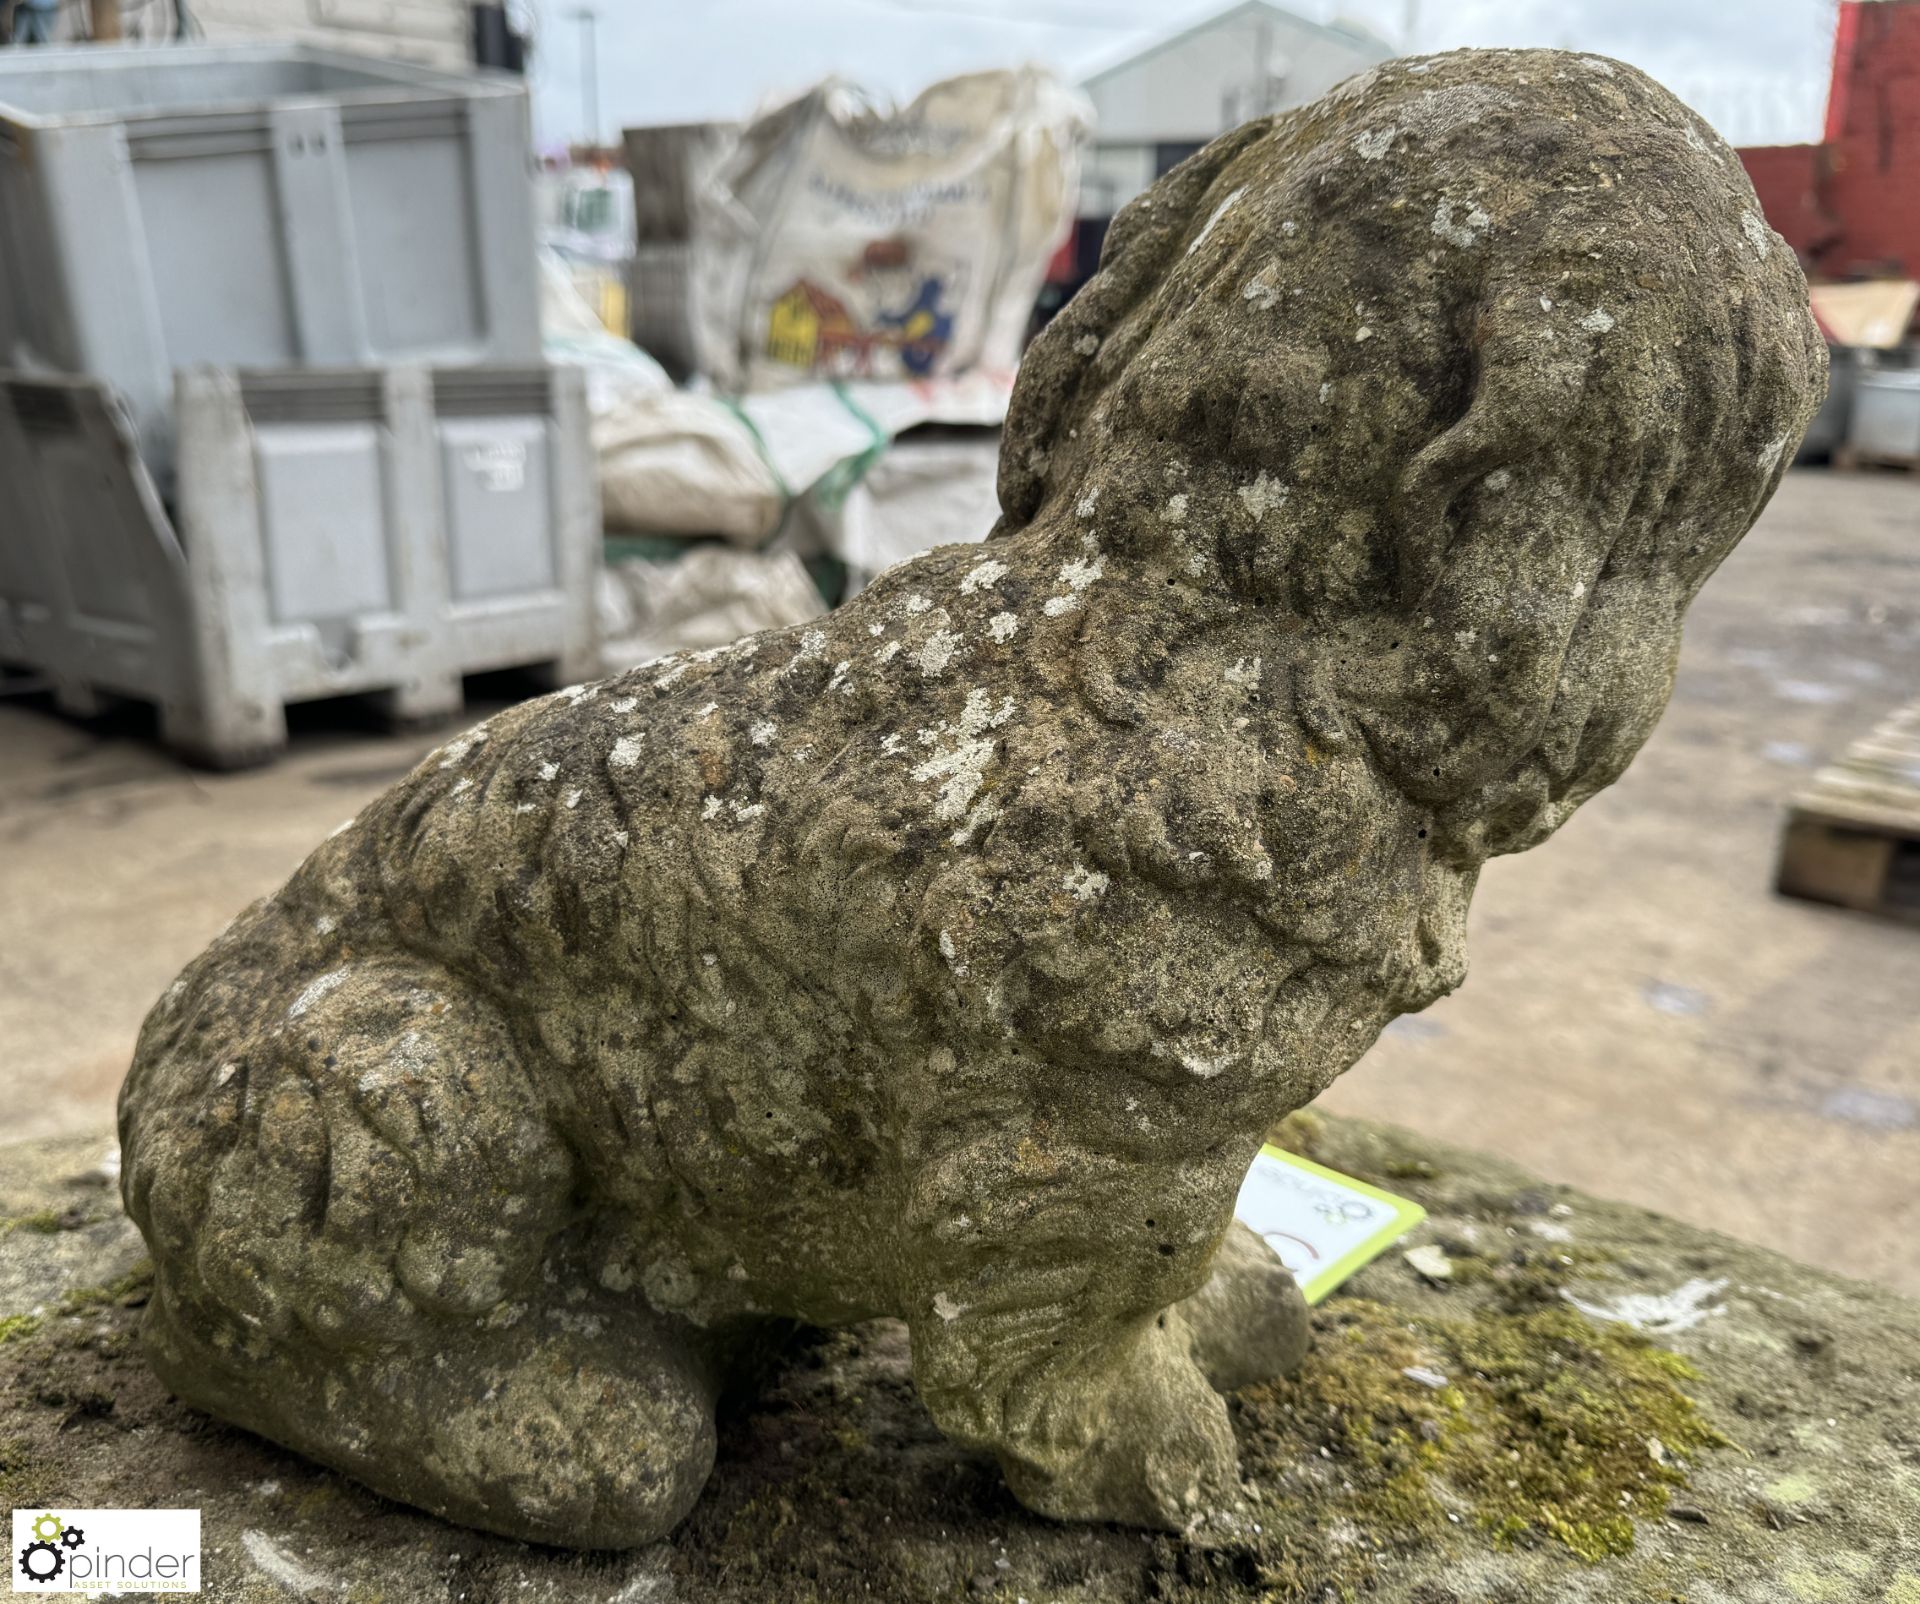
[120,49,1823,1547]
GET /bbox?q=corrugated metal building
[1077,1,1395,219]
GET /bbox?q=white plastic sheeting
[817,432,1004,590]
[589,352,1011,549]
[599,547,826,671]
[545,245,1009,549]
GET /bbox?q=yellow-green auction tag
[1233,1144,1427,1305]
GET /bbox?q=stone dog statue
[119,50,1823,1548]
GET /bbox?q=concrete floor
[2,469,1916,1294]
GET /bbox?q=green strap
[603,533,708,565]
[811,382,891,512]
[717,395,798,547]
[717,384,893,544]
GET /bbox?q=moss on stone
[1270,1110,1329,1159]
[56,1263,153,1313]
[0,1210,71,1237]
[0,1265,152,1353]
[0,1436,58,1510]
[1234,1297,1725,1595]
[1441,1243,1621,1311]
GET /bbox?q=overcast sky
[524,0,1839,154]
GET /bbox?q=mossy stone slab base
[2,1116,1914,1603]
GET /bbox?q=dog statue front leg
[907,1266,1240,1529]
[1176,1219,1313,1392]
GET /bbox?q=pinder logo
[11,1510,199,1594]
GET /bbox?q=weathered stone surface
[5,1117,1915,1602]
[113,48,1825,1547]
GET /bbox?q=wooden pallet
[0,655,548,770]
[1777,699,1920,922]
[1832,444,1920,474]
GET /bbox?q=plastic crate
[0,43,540,491]
[0,363,598,767]
[1847,369,1920,467]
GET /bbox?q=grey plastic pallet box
[0,43,541,490]
[1848,369,1920,467]
[0,363,599,768]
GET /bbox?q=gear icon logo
[17,1512,86,1585]
[18,1538,64,1583]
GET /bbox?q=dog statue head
[998,48,1823,905]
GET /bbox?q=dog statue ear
[1388,286,1608,609]
[998,123,1274,532]
[1370,293,1652,811]
[1390,401,1514,608]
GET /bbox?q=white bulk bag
[689,67,1088,393]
